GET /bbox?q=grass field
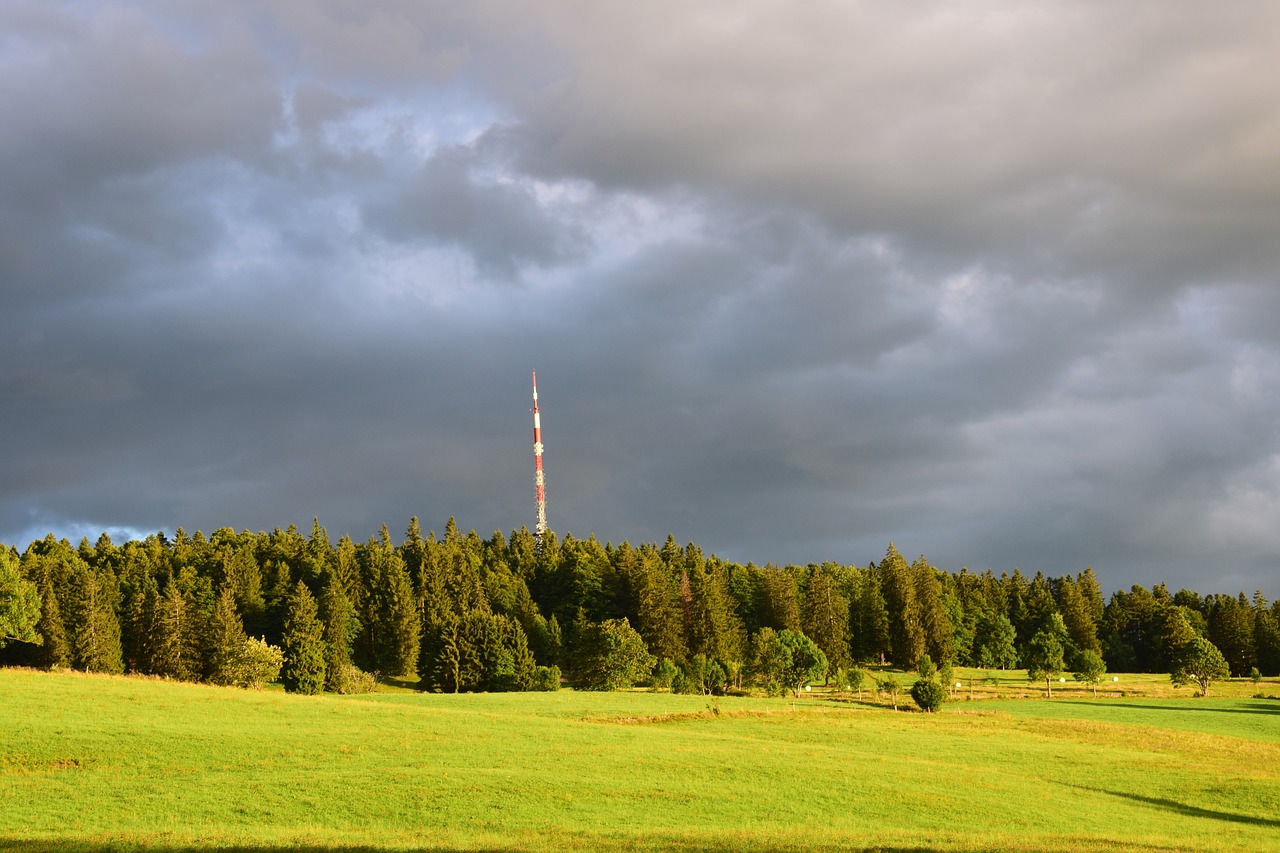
[2,668,1278,852]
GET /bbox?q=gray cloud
[2,1,1278,597]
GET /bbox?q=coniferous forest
[2,518,1278,694]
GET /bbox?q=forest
[2,518,1278,694]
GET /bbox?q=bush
[910,678,946,713]
[531,665,561,692]
[229,637,284,690]
[651,658,679,691]
[330,663,378,694]
[569,618,655,691]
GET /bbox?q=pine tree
[281,580,326,694]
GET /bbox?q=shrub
[651,658,679,691]
[877,674,902,710]
[329,663,377,694]
[569,618,655,691]
[531,665,561,692]
[231,637,284,690]
[910,678,946,712]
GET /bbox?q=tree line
[2,520,1278,694]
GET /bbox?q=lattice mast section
[532,371,548,543]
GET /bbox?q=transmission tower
[531,371,548,544]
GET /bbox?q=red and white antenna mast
[531,371,548,544]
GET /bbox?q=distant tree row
[3,521,1277,694]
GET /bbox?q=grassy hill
[1,668,1278,852]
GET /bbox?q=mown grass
[2,668,1279,852]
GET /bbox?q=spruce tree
[802,564,851,679]
[69,568,124,674]
[320,569,360,691]
[207,585,250,686]
[150,581,204,681]
[626,546,687,663]
[33,571,72,669]
[878,543,925,669]
[281,580,326,694]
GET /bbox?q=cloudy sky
[3,2,1279,597]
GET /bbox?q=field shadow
[1071,786,1280,828]
[1105,700,1280,717]
[0,842,957,853]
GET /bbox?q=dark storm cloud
[2,1,1279,597]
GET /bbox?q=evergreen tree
[1207,593,1256,676]
[849,571,891,664]
[33,570,71,669]
[150,580,204,681]
[624,545,687,663]
[371,542,420,677]
[971,610,1018,669]
[878,543,925,669]
[68,567,124,674]
[1057,574,1102,666]
[320,569,361,691]
[913,557,955,665]
[760,567,802,632]
[220,545,265,638]
[1253,595,1280,677]
[686,562,746,666]
[207,584,250,686]
[281,580,326,694]
[802,564,851,679]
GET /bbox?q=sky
[3,2,1279,598]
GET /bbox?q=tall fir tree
[150,580,204,681]
[207,584,250,686]
[68,567,124,674]
[320,569,360,690]
[281,580,326,694]
[878,543,925,669]
[802,564,851,678]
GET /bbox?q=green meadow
[2,669,1278,852]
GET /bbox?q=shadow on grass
[1104,700,1280,716]
[1073,786,1280,828]
[0,842,956,853]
